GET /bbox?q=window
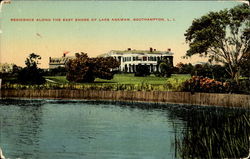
[136,56,142,61]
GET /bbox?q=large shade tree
[17,53,45,84]
[240,50,250,78]
[66,53,120,83]
[185,4,250,82]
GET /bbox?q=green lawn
[45,74,190,84]
[44,74,191,91]
[97,74,170,84]
[45,76,69,84]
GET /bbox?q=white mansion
[49,48,174,73]
[101,48,174,73]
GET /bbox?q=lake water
[0,99,249,159]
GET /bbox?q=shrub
[154,71,161,77]
[176,63,194,74]
[191,64,212,77]
[182,76,227,93]
[218,79,250,94]
[191,64,230,81]
[17,67,45,85]
[134,64,150,77]
[210,65,231,80]
[159,62,173,77]
[182,76,250,94]
[45,67,67,76]
[172,66,180,74]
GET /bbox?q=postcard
[0,0,249,159]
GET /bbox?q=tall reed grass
[174,107,250,158]
[1,83,181,91]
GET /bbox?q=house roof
[111,50,169,54]
[49,56,75,64]
[98,49,174,57]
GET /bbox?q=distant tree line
[174,62,232,81]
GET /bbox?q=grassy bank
[2,74,190,91]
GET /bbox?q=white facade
[49,48,174,72]
[102,48,174,73]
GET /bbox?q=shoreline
[0,89,250,108]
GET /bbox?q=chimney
[168,48,171,52]
[128,48,131,51]
[150,47,153,52]
[63,51,70,57]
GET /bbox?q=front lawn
[43,74,190,91]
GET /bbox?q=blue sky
[0,1,242,68]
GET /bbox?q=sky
[0,0,243,68]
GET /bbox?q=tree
[25,53,41,68]
[240,49,250,78]
[157,57,174,77]
[185,4,250,83]
[191,64,212,77]
[66,53,120,83]
[159,62,173,77]
[210,64,231,80]
[176,62,194,74]
[190,64,230,81]
[17,53,45,84]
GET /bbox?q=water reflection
[0,99,44,158]
[114,102,250,158]
[1,99,178,159]
[0,99,249,159]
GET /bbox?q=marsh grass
[173,107,250,159]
